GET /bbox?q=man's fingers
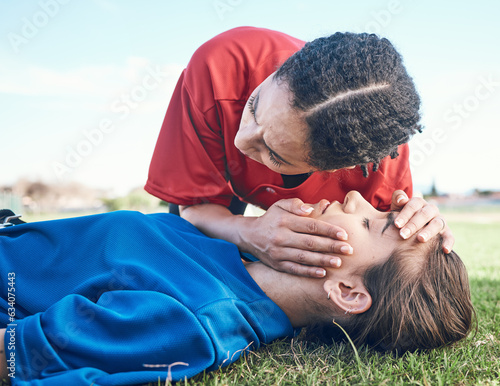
[416,216,447,242]
[280,232,352,255]
[391,189,409,210]
[416,222,454,253]
[399,204,440,239]
[286,216,349,242]
[276,250,343,278]
[442,230,454,254]
[281,247,342,269]
[271,199,345,239]
[274,197,314,216]
[284,262,327,278]
[394,197,426,229]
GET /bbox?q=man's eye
[248,95,256,117]
[363,217,370,230]
[269,151,282,167]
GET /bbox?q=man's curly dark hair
[274,32,422,177]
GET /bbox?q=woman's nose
[343,190,365,213]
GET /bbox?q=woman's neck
[245,261,333,328]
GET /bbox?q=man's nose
[236,125,259,149]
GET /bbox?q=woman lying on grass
[0,191,473,385]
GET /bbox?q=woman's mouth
[322,200,341,214]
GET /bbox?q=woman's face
[234,73,314,175]
[310,191,417,271]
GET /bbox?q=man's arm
[180,200,350,278]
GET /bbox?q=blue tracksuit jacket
[0,211,293,385]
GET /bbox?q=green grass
[155,219,500,385]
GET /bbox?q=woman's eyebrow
[381,211,396,234]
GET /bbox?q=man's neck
[244,261,333,328]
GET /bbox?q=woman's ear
[324,278,372,315]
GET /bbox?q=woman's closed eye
[363,217,370,230]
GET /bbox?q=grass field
[169,218,500,386]
[19,210,500,385]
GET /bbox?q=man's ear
[324,278,372,315]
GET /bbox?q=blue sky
[1,0,499,196]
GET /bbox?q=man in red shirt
[146,27,453,277]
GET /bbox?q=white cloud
[0,57,183,99]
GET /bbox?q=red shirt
[146,27,412,211]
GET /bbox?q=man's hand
[240,198,353,277]
[391,190,454,253]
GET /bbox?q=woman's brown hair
[310,237,475,353]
